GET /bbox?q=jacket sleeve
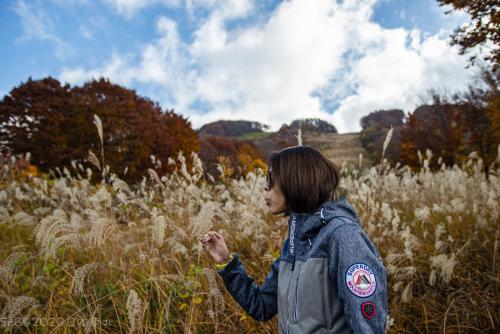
[217,252,280,322]
[328,220,388,333]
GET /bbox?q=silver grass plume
[71,263,99,295]
[152,214,166,247]
[190,201,215,237]
[34,209,74,258]
[203,267,225,317]
[295,120,303,146]
[126,289,142,333]
[87,217,115,247]
[87,150,101,171]
[381,126,393,164]
[0,295,38,325]
[0,252,29,287]
[148,168,165,189]
[93,114,105,178]
[93,114,103,149]
[429,253,457,285]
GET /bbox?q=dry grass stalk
[0,149,497,332]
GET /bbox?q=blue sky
[0,0,476,132]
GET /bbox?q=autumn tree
[437,0,500,70]
[360,109,405,165]
[399,102,466,170]
[0,77,199,183]
[0,77,74,169]
[454,70,499,176]
[399,83,498,177]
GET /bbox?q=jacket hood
[286,186,356,258]
[289,197,359,242]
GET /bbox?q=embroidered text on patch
[345,263,376,297]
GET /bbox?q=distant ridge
[197,118,372,169]
[197,120,269,137]
[283,118,338,134]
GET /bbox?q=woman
[200,145,388,333]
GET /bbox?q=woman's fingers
[212,231,223,240]
[200,231,225,254]
[202,231,223,241]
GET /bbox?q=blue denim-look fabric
[217,198,388,333]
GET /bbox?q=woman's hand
[199,231,231,263]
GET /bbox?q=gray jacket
[217,198,388,333]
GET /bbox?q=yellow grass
[0,149,498,333]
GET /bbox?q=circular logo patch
[345,263,376,297]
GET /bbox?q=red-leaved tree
[0,77,199,183]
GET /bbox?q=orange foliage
[0,77,199,183]
[199,136,265,180]
[23,165,38,177]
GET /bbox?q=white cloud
[101,0,180,17]
[14,0,70,59]
[60,52,137,85]
[330,23,475,132]
[187,0,351,128]
[59,0,478,133]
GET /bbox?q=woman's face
[264,172,287,214]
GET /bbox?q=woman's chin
[269,207,282,215]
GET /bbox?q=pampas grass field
[0,133,499,333]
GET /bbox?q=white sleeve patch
[345,263,376,297]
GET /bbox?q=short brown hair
[266,145,341,215]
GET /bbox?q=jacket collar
[287,189,356,245]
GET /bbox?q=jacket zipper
[293,269,301,321]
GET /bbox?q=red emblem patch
[361,302,376,319]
